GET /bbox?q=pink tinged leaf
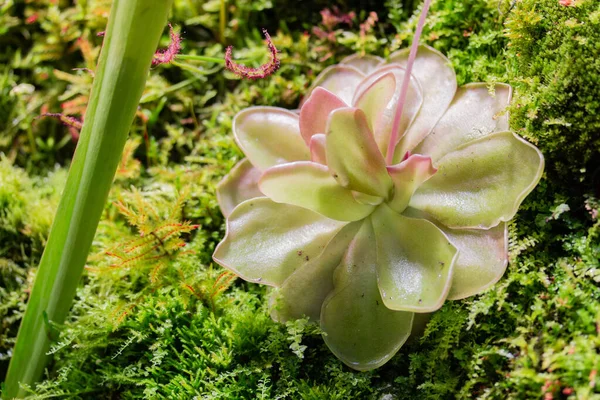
[259,161,375,222]
[326,107,392,198]
[410,131,545,229]
[213,198,347,287]
[309,134,327,164]
[414,83,513,161]
[233,106,310,171]
[386,154,437,213]
[353,71,406,156]
[353,65,422,158]
[444,223,508,300]
[339,54,385,74]
[299,87,347,144]
[216,159,263,217]
[302,65,365,106]
[270,222,362,322]
[389,45,458,163]
[371,205,458,313]
[320,219,414,371]
[402,207,509,300]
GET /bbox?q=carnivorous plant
[213,0,544,371]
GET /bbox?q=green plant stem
[219,0,227,44]
[176,54,229,63]
[3,0,172,397]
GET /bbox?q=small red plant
[40,113,83,130]
[320,7,356,30]
[360,12,378,39]
[39,113,83,141]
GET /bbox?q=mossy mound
[1,0,599,398]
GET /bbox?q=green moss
[0,159,66,378]
[1,0,600,398]
[505,0,600,186]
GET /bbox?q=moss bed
[1,0,599,398]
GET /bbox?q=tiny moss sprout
[212,0,544,370]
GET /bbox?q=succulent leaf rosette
[213,46,544,370]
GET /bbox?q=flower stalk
[387,0,432,164]
[4,0,172,397]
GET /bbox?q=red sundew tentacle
[152,24,181,66]
[40,113,83,130]
[224,29,280,80]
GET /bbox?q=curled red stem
[225,29,280,80]
[40,113,83,130]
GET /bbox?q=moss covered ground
[1,0,599,398]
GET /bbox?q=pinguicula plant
[213,0,544,371]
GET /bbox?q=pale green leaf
[326,108,392,198]
[213,198,347,286]
[259,161,375,221]
[372,205,458,312]
[233,106,310,170]
[414,83,512,161]
[321,219,414,371]
[410,132,545,229]
[340,54,385,74]
[216,159,263,217]
[387,154,437,213]
[270,222,362,322]
[303,65,365,105]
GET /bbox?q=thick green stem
[3,0,172,397]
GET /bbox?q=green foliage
[1,0,600,398]
[0,159,66,379]
[505,0,600,186]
